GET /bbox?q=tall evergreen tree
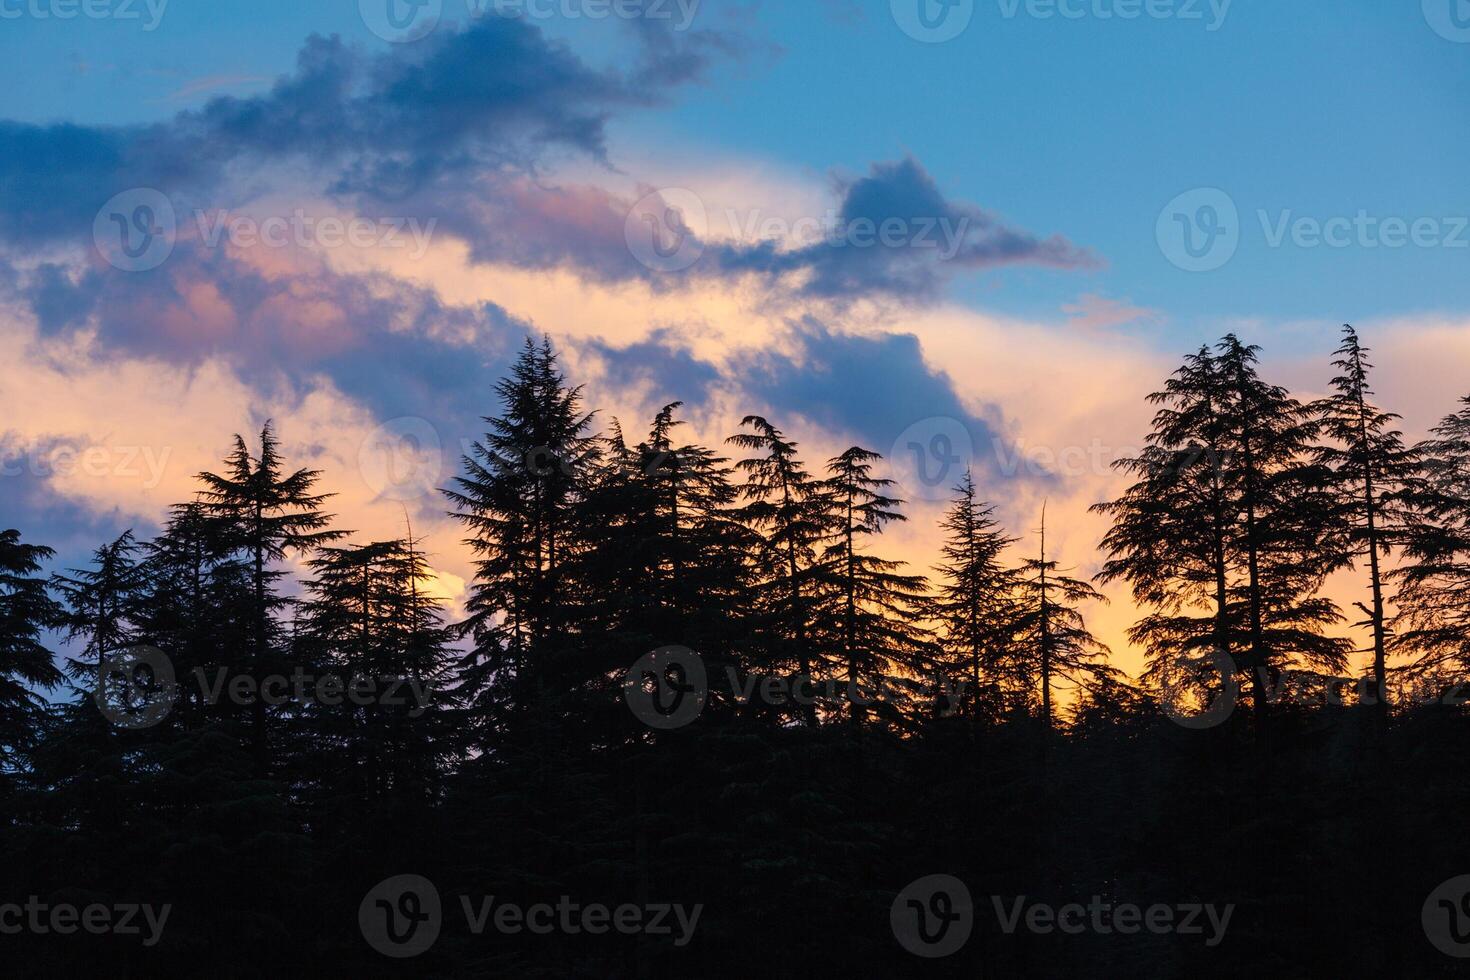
[728,416,833,723]
[0,530,64,766]
[51,530,145,693]
[1313,324,1423,719]
[1394,395,1470,676]
[445,337,596,749]
[929,471,1019,719]
[196,422,344,769]
[1013,506,1110,732]
[814,446,931,727]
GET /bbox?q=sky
[1,0,1467,684]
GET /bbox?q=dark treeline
[3,325,1470,976]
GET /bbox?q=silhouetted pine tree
[1012,505,1110,732]
[195,422,344,771]
[814,446,931,728]
[728,415,833,724]
[1215,335,1351,717]
[1095,346,1242,703]
[0,529,64,767]
[1312,324,1423,720]
[445,337,597,750]
[929,470,1019,720]
[51,530,145,693]
[1394,395,1470,677]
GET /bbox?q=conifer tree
[1312,324,1423,718]
[0,530,64,766]
[1013,506,1110,732]
[1394,395,1470,675]
[929,471,1019,718]
[196,422,344,769]
[445,338,596,747]
[815,446,931,727]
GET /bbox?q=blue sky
[7,0,1468,335]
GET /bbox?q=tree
[1312,324,1423,720]
[0,530,64,766]
[444,337,596,749]
[1394,395,1470,678]
[1094,346,1240,703]
[814,446,931,728]
[51,530,145,693]
[196,422,344,770]
[1013,505,1111,732]
[929,470,1019,719]
[728,415,833,724]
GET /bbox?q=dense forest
[3,324,1470,977]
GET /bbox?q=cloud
[1062,292,1161,331]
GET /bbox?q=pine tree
[1013,505,1110,732]
[728,415,833,724]
[1312,324,1423,719]
[1094,346,1244,712]
[0,530,64,766]
[814,446,931,728]
[195,422,344,770]
[1394,395,1470,677]
[929,470,1019,719]
[51,530,146,694]
[1215,335,1351,715]
[445,337,596,749]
